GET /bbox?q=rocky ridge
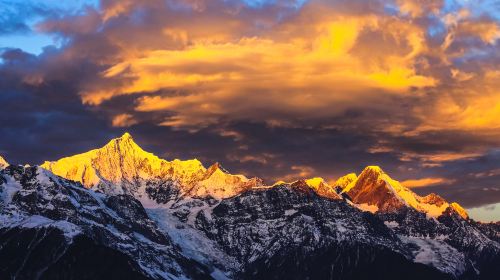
[41,133,262,199]
[0,133,499,279]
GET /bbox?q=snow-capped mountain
[291,177,342,200]
[38,133,465,219]
[196,185,454,279]
[0,156,8,169]
[41,133,262,199]
[338,166,465,218]
[1,133,499,279]
[334,172,357,189]
[0,165,225,279]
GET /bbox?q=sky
[0,0,499,221]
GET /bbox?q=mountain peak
[38,134,465,219]
[341,166,385,194]
[114,132,138,145]
[343,166,453,218]
[206,162,229,175]
[0,155,8,169]
[40,134,262,200]
[334,173,357,189]
[297,177,341,200]
[361,166,384,176]
[120,132,133,140]
[193,163,261,199]
[450,202,469,219]
[304,177,327,190]
[105,132,142,151]
[41,133,205,190]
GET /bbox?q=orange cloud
[458,21,500,44]
[112,114,138,127]
[226,154,275,165]
[280,165,317,182]
[79,12,437,130]
[403,152,483,163]
[402,177,455,188]
[40,0,500,165]
[413,71,500,133]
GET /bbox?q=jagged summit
[0,155,8,169]
[286,177,341,200]
[451,202,469,219]
[364,165,384,174]
[205,162,230,176]
[41,132,179,187]
[334,173,357,189]
[39,133,467,217]
[101,132,150,157]
[2,162,498,279]
[338,166,467,218]
[194,163,262,199]
[41,133,261,199]
[341,166,386,194]
[304,177,327,190]
[121,131,133,139]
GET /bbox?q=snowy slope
[0,165,221,279]
[340,166,463,218]
[15,133,498,279]
[0,155,8,169]
[41,133,261,199]
[334,173,357,188]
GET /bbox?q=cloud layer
[1,0,500,213]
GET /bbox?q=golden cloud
[413,71,500,133]
[402,177,455,188]
[80,12,437,130]
[112,113,138,127]
[64,0,500,160]
[280,165,317,182]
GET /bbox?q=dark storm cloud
[0,47,116,164]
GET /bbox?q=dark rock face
[145,180,180,204]
[477,222,500,243]
[194,187,446,279]
[243,244,452,280]
[0,227,149,280]
[0,166,215,280]
[193,186,500,280]
[103,194,169,244]
[1,165,499,280]
[0,227,69,279]
[42,235,149,280]
[376,207,500,279]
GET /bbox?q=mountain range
[1,133,499,279]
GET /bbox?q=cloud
[396,0,443,18]
[80,2,437,124]
[30,0,496,148]
[401,177,455,188]
[121,27,434,128]
[1,0,500,211]
[0,1,56,35]
[112,113,138,127]
[226,154,273,165]
[280,165,317,182]
[471,168,500,178]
